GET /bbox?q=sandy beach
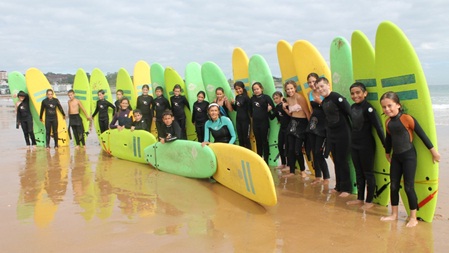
[1,96,448,253]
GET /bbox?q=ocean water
[429,85,449,126]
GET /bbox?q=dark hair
[173,84,182,91]
[116,89,124,95]
[17,90,27,97]
[67,89,75,94]
[98,89,105,95]
[162,109,173,117]
[307,73,319,80]
[273,91,283,98]
[215,87,224,93]
[197,91,206,98]
[155,86,163,92]
[380,91,403,113]
[316,77,330,85]
[120,97,130,104]
[350,82,367,92]
[252,82,263,93]
[46,89,54,94]
[284,80,297,97]
[133,109,142,115]
[142,84,150,90]
[234,81,248,96]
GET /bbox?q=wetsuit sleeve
[412,117,434,150]
[269,105,278,120]
[92,101,100,118]
[39,99,45,120]
[109,114,118,129]
[192,102,197,123]
[385,120,392,154]
[224,117,236,144]
[164,98,171,110]
[174,121,182,139]
[56,99,65,117]
[107,101,116,112]
[368,106,386,147]
[183,97,190,111]
[204,121,210,142]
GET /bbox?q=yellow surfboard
[116,67,138,109]
[209,143,277,206]
[25,68,69,147]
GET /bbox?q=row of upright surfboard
[8,21,438,221]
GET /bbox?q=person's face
[120,99,129,110]
[381,98,401,117]
[155,90,162,97]
[174,88,181,96]
[235,86,244,95]
[350,86,367,104]
[162,115,174,126]
[273,95,282,104]
[215,90,224,99]
[308,76,317,90]
[142,87,149,95]
[134,112,142,121]
[208,106,219,120]
[98,92,105,100]
[18,95,25,101]
[285,84,296,97]
[252,85,262,96]
[197,93,205,102]
[68,92,75,100]
[315,80,331,97]
[116,92,123,100]
[47,91,54,99]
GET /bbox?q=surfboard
[375,21,438,222]
[209,143,277,206]
[164,67,196,141]
[25,68,69,147]
[72,68,91,141]
[145,140,217,178]
[248,55,280,167]
[100,129,158,164]
[133,60,152,96]
[330,36,357,194]
[351,30,391,206]
[150,63,165,93]
[232,47,251,94]
[8,71,46,147]
[185,61,208,108]
[232,48,257,152]
[90,68,114,140]
[116,67,137,109]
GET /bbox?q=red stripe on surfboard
[418,190,438,208]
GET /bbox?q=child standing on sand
[15,91,37,149]
[346,83,385,209]
[92,90,115,134]
[135,85,153,131]
[379,91,440,227]
[67,89,91,149]
[170,84,190,139]
[232,81,252,149]
[192,91,209,142]
[40,89,65,150]
[271,91,290,170]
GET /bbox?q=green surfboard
[8,71,46,147]
[73,68,91,141]
[90,68,114,141]
[144,140,217,178]
[150,63,165,93]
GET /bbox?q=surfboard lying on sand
[145,140,217,178]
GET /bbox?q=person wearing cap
[15,90,37,149]
[202,103,236,145]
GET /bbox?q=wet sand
[1,98,448,253]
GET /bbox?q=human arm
[224,117,236,144]
[224,96,233,112]
[385,121,392,162]
[203,120,210,142]
[78,100,91,120]
[39,99,45,121]
[56,99,65,117]
[297,94,311,120]
[367,106,385,147]
[92,101,99,118]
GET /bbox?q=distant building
[0,70,7,81]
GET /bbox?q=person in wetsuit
[202,103,236,144]
[153,86,171,137]
[271,91,291,170]
[346,82,385,209]
[379,91,440,227]
[232,81,252,149]
[40,89,65,149]
[109,97,133,130]
[135,85,153,131]
[15,91,37,148]
[115,89,133,113]
[158,109,182,144]
[170,84,190,140]
[92,89,115,134]
[130,109,149,131]
[315,77,352,197]
[250,82,275,163]
[305,73,330,185]
[213,87,233,118]
[192,91,209,142]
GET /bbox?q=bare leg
[339,192,351,197]
[346,199,363,205]
[323,179,330,185]
[300,171,307,178]
[381,205,398,221]
[406,209,418,227]
[311,177,323,185]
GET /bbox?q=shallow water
[1,98,448,252]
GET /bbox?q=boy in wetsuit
[92,89,115,134]
[40,89,65,149]
[158,109,181,144]
[130,109,149,131]
[67,89,91,149]
[16,91,37,148]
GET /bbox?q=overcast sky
[1,0,448,85]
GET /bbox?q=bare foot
[83,145,87,149]
[46,146,50,151]
[282,173,295,178]
[330,188,338,194]
[339,192,351,197]
[323,179,330,185]
[346,199,363,205]
[276,165,286,169]
[361,202,374,210]
[32,145,37,150]
[75,146,80,150]
[406,218,418,227]
[54,146,58,150]
[380,215,398,221]
[300,171,307,178]
[311,178,323,185]
[281,167,290,173]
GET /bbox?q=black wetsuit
[115,99,132,113]
[131,119,149,131]
[158,120,182,142]
[110,108,133,129]
[40,97,65,148]
[170,95,189,140]
[322,92,352,193]
[385,112,434,210]
[192,100,209,142]
[154,95,171,136]
[16,94,36,146]
[69,114,85,146]
[306,93,329,179]
[272,102,290,166]
[92,99,115,133]
[351,100,385,203]
[135,95,153,130]
[250,94,274,163]
[233,94,252,149]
